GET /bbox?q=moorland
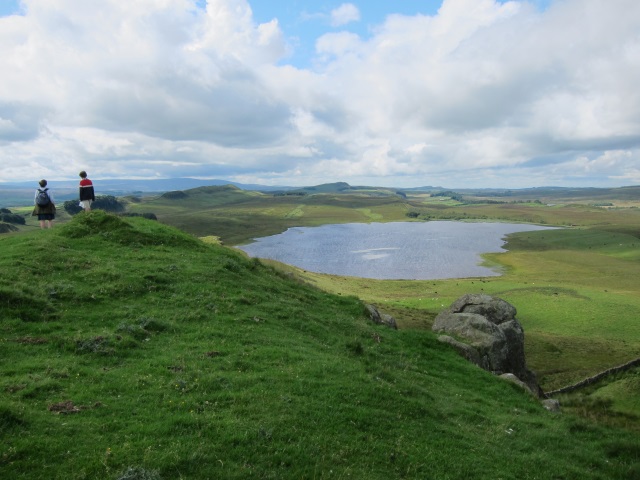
[1,182,639,479]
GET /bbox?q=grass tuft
[0,285,57,322]
[75,336,115,355]
[116,466,162,480]
[0,405,27,434]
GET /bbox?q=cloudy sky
[0,0,639,188]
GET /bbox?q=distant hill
[455,185,640,199]
[2,177,639,208]
[0,178,291,208]
[0,177,289,192]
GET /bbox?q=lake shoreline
[238,221,557,280]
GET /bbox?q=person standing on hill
[78,170,95,212]
[32,179,56,229]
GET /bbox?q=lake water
[238,221,555,280]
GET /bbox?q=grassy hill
[1,211,639,479]
[112,184,640,245]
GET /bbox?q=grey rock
[365,304,398,329]
[499,373,536,396]
[438,335,482,365]
[433,294,542,397]
[542,399,561,412]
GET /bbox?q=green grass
[117,186,640,246]
[269,224,640,423]
[2,211,640,479]
[102,189,640,415]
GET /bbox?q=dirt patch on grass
[14,336,48,344]
[48,401,83,414]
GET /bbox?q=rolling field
[126,185,639,429]
[2,211,640,478]
[4,184,640,430]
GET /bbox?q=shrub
[160,191,188,200]
[119,212,158,220]
[93,195,126,213]
[0,223,18,233]
[63,200,83,215]
[63,195,126,215]
[0,212,25,225]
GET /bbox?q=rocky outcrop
[433,294,542,397]
[365,304,398,330]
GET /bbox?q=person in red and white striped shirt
[78,170,95,212]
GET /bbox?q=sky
[0,0,638,189]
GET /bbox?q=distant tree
[94,195,125,212]
[119,212,158,220]
[406,211,420,218]
[0,212,26,225]
[63,200,83,215]
[161,191,188,200]
[0,223,18,233]
[432,190,463,201]
[64,195,126,215]
[273,192,306,197]
[396,191,407,199]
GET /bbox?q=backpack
[36,188,51,207]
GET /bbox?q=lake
[237,221,556,280]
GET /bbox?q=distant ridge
[0,177,290,193]
[1,177,639,208]
[0,178,291,208]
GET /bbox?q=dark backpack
[36,188,51,207]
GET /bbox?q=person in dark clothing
[32,179,56,229]
[78,170,95,211]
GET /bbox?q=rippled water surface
[238,221,555,280]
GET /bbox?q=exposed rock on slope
[365,304,398,329]
[433,294,542,397]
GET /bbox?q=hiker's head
[39,179,47,188]
[79,171,87,178]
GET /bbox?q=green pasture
[3,185,640,435]
[124,187,640,245]
[1,211,639,479]
[266,222,640,428]
[125,188,416,244]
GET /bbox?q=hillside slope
[1,212,638,479]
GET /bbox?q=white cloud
[0,0,639,189]
[315,31,362,60]
[330,3,360,27]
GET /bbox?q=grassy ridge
[2,211,639,479]
[277,224,640,429]
[124,187,640,422]
[278,264,640,388]
[121,187,640,245]
[125,188,416,244]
